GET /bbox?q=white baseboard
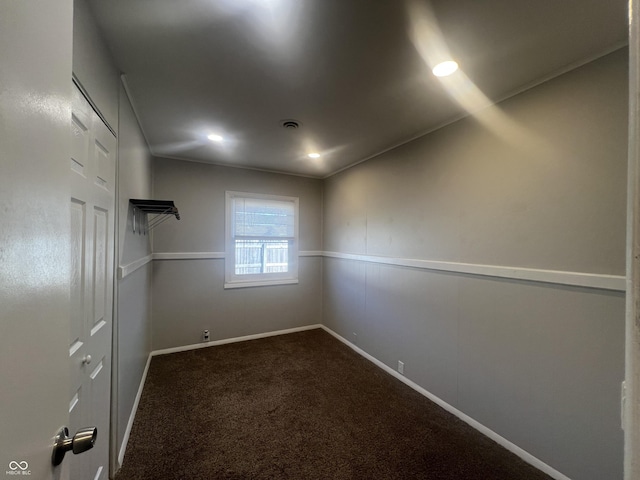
[150,324,322,357]
[319,325,573,480]
[117,353,152,467]
[117,324,322,468]
[117,323,570,480]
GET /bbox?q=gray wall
[115,84,153,456]
[72,0,119,131]
[323,49,627,480]
[151,159,324,350]
[73,0,154,468]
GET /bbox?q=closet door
[69,85,116,480]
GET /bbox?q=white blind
[232,197,295,238]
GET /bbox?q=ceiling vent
[281,119,301,129]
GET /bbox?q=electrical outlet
[398,361,404,375]
[203,329,210,342]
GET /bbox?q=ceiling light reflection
[432,61,458,77]
[404,0,552,155]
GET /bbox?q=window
[225,191,299,288]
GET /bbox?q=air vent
[281,119,301,129]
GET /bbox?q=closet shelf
[129,199,180,234]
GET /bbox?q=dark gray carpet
[116,329,552,479]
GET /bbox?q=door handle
[51,426,97,466]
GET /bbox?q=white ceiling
[89,0,628,178]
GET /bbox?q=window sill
[223,278,299,289]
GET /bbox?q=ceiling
[89,0,628,178]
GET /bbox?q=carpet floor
[116,329,553,479]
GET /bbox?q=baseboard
[118,324,569,479]
[117,353,152,467]
[319,325,573,480]
[150,324,323,357]
[116,325,323,468]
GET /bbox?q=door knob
[82,355,92,365]
[51,426,97,466]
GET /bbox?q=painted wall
[73,0,154,469]
[151,159,323,350]
[323,49,628,480]
[72,0,119,131]
[115,84,153,460]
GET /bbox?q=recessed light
[207,134,224,142]
[432,61,458,77]
[308,153,320,159]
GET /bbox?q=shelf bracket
[129,199,180,234]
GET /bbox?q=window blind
[232,197,295,238]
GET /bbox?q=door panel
[88,358,110,480]
[68,85,115,480]
[70,200,86,348]
[93,207,108,327]
[72,112,90,176]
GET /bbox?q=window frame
[224,191,299,289]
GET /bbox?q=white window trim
[224,191,299,289]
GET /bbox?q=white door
[0,0,74,479]
[68,86,116,480]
